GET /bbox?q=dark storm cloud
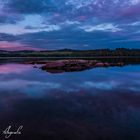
[13,30,139,50]
[0,33,19,41]
[0,14,23,24]
[1,0,140,26]
[4,0,140,21]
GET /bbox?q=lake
[0,61,140,140]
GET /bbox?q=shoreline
[0,56,139,59]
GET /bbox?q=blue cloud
[0,0,140,50]
[7,0,57,14]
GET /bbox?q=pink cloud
[0,41,40,51]
[121,4,140,18]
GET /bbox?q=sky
[0,0,140,50]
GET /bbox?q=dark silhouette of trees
[0,48,139,58]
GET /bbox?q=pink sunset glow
[0,41,40,51]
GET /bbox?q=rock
[94,62,105,67]
[104,62,110,67]
[41,59,97,73]
[45,61,65,68]
[117,62,124,66]
[28,59,126,73]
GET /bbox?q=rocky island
[40,60,124,73]
[25,59,125,73]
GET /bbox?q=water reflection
[0,62,139,140]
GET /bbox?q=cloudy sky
[0,0,140,50]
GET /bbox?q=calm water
[0,63,140,140]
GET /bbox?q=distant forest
[0,48,140,57]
